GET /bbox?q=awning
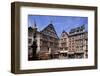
[59,50,68,53]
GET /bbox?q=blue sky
[28,15,88,37]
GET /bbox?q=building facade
[39,23,59,59]
[58,25,88,59]
[28,23,88,60]
[68,25,88,58]
[28,23,59,60]
[59,31,69,58]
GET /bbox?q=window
[61,39,63,42]
[61,43,66,47]
[47,37,50,40]
[28,47,32,50]
[40,41,42,45]
[80,46,83,51]
[28,39,32,44]
[60,48,63,50]
[65,47,68,50]
[69,42,71,45]
[62,34,65,37]
[47,31,51,36]
[64,38,66,41]
[50,42,53,46]
[28,33,32,37]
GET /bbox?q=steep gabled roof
[40,23,59,39]
[62,30,69,36]
[60,30,69,38]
